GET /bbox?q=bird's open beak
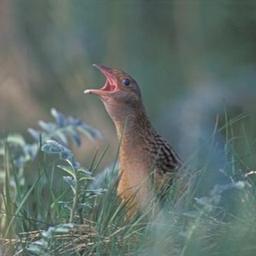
[84,64,118,96]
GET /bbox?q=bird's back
[117,119,182,215]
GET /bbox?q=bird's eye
[122,79,130,86]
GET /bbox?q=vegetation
[1,3,256,255]
[1,109,256,256]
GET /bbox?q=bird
[84,64,182,216]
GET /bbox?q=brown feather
[85,64,182,216]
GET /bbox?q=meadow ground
[1,109,256,256]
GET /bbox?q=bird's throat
[114,107,151,144]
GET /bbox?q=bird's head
[84,64,143,122]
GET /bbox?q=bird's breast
[117,143,156,210]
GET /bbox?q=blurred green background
[1,0,256,164]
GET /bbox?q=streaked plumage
[84,64,182,216]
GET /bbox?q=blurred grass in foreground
[0,109,256,256]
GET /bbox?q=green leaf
[57,165,76,179]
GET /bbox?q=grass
[1,109,256,255]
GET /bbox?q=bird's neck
[102,99,155,155]
[113,105,153,151]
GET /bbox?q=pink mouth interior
[100,77,117,92]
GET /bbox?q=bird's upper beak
[84,64,119,97]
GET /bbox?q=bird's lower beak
[84,64,118,96]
